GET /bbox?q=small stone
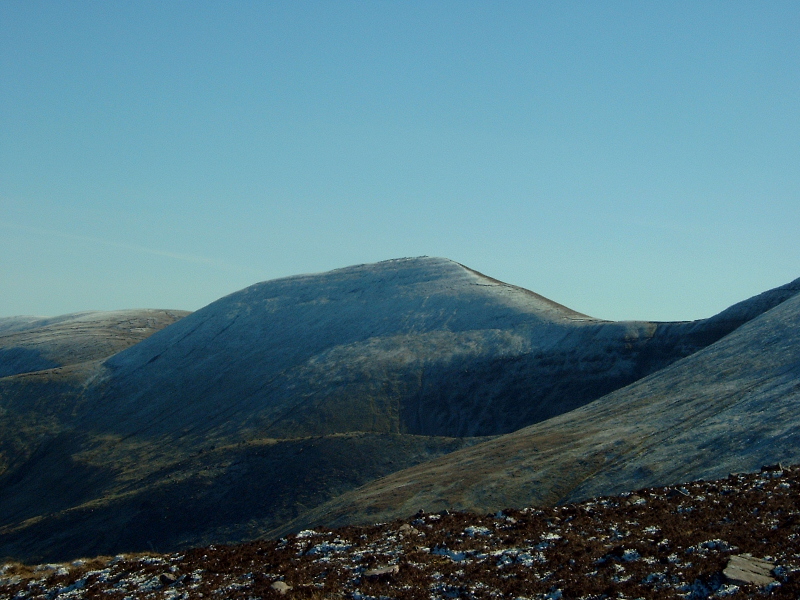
[724,555,776,586]
[364,564,400,578]
[271,581,292,594]
[398,523,419,536]
[159,572,177,586]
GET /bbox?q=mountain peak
[219,256,594,326]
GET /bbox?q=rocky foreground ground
[2,465,799,600]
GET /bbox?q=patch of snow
[431,546,468,562]
[307,540,352,556]
[622,549,641,562]
[643,525,660,535]
[296,529,319,538]
[464,526,491,537]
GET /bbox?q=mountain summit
[90,257,783,440]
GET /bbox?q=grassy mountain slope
[0,431,481,562]
[286,279,800,533]
[0,310,189,497]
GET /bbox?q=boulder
[723,554,775,586]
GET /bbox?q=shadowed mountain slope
[0,310,189,516]
[285,278,800,534]
[1,258,798,562]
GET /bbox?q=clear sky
[1,1,798,322]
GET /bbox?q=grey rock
[724,554,775,586]
[398,523,419,536]
[364,564,400,578]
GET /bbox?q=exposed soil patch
[2,465,800,599]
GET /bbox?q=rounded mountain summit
[91,256,785,441]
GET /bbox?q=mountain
[79,258,795,440]
[285,276,800,533]
[0,257,797,563]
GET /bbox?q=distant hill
[0,310,188,378]
[0,310,189,531]
[1,257,797,562]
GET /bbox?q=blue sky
[1,1,798,321]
